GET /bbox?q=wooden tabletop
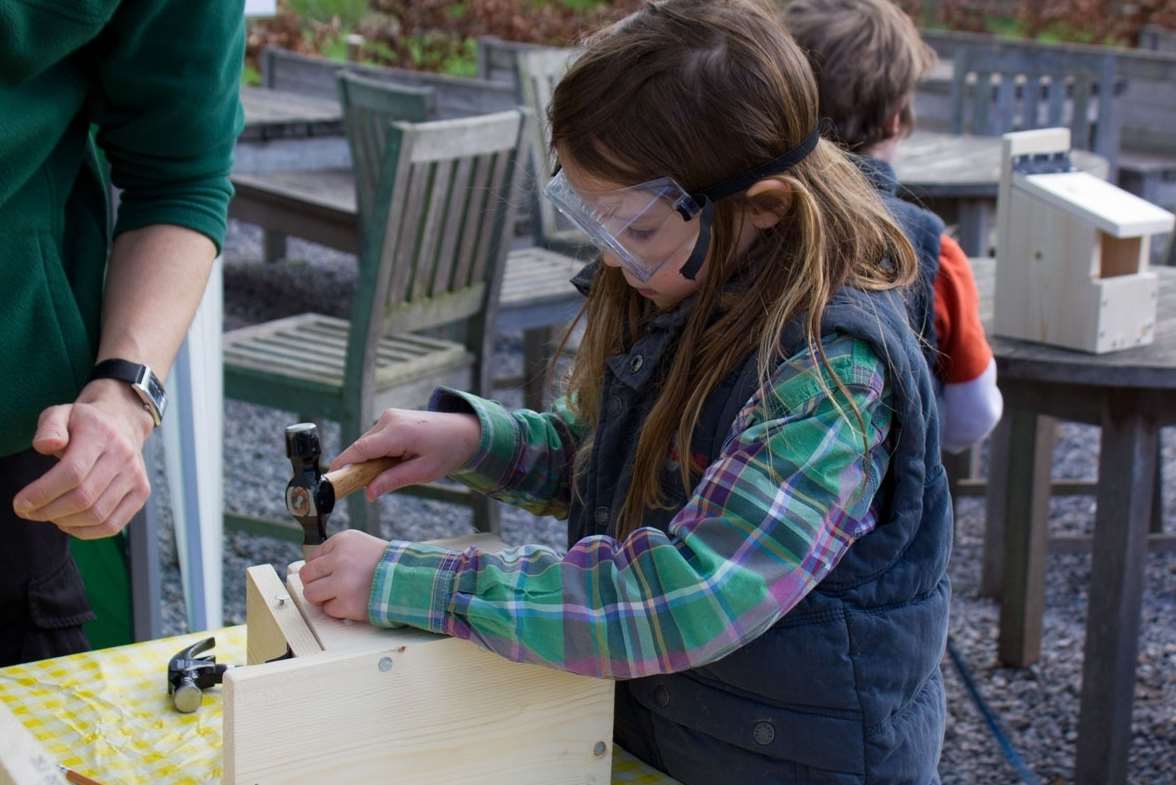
[239,86,343,140]
[894,130,1107,199]
[971,258,1176,389]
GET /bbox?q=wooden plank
[431,157,475,295]
[409,112,523,163]
[384,160,430,310]
[1074,401,1158,785]
[246,564,322,665]
[0,702,68,785]
[1019,171,1174,238]
[471,151,512,284]
[222,638,614,785]
[225,530,612,785]
[382,285,487,336]
[453,153,492,289]
[997,411,1056,666]
[412,160,454,301]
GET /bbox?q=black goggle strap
[692,126,821,205]
[677,126,820,281]
[678,197,714,280]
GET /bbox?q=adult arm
[12,0,244,537]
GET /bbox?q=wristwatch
[89,359,167,428]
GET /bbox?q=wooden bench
[260,46,517,119]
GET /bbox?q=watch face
[146,373,167,410]
[131,368,167,424]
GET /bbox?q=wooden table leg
[1151,435,1165,534]
[522,326,554,411]
[264,230,287,263]
[1074,401,1157,785]
[956,198,992,257]
[998,410,1056,666]
[981,416,1011,598]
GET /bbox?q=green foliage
[286,0,368,28]
[553,0,608,10]
[241,63,262,87]
[321,33,351,61]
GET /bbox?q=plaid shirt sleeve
[370,335,892,679]
[427,390,589,519]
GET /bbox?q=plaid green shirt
[369,334,892,679]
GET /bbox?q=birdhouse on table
[994,128,1175,354]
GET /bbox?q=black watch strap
[90,358,167,427]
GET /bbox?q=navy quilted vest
[568,264,952,785]
[855,155,944,371]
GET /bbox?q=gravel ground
[152,220,1176,784]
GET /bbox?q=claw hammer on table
[284,423,398,560]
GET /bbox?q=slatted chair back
[950,43,1122,173]
[344,110,531,399]
[338,71,436,229]
[476,36,552,91]
[516,47,582,245]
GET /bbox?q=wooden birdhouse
[225,534,615,785]
[994,128,1175,354]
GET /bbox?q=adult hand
[12,379,154,539]
[331,409,481,502]
[299,529,390,622]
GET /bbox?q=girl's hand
[299,529,389,622]
[332,409,481,502]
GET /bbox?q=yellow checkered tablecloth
[0,627,679,785]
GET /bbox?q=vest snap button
[654,685,670,708]
[629,354,644,373]
[594,506,610,524]
[752,721,775,746]
[608,397,624,417]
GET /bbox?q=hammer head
[167,636,228,713]
[285,423,336,557]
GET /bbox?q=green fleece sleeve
[89,0,246,253]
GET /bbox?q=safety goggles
[543,127,821,282]
[543,172,705,282]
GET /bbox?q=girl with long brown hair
[301,1,952,782]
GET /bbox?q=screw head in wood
[593,741,607,757]
[378,657,394,672]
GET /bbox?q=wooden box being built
[994,128,1175,353]
[225,534,615,785]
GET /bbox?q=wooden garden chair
[950,41,1123,175]
[224,108,532,536]
[515,47,590,255]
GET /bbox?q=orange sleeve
[933,235,994,384]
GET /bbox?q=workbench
[0,629,680,785]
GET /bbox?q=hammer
[285,423,398,560]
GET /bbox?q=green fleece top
[0,0,244,456]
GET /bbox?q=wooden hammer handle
[324,457,400,500]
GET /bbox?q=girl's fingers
[302,571,337,605]
[300,549,336,583]
[321,598,350,620]
[365,458,441,500]
[331,429,404,471]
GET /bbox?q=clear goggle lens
[543,171,703,281]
